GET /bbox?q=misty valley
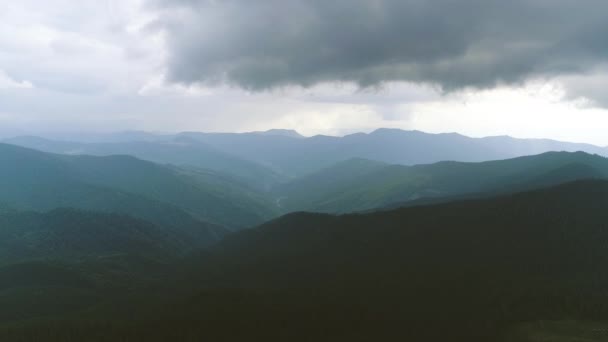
[1,129,608,341]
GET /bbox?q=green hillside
[3,136,285,190]
[0,143,278,229]
[0,208,196,264]
[277,151,608,213]
[0,207,209,323]
[3,181,608,340]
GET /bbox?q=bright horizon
[4,125,608,149]
[2,1,608,145]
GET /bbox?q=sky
[1,0,608,145]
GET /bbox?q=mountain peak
[251,129,304,138]
[369,128,410,135]
[368,128,435,137]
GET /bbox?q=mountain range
[2,180,608,341]
[4,137,608,221]
[6,128,607,181]
[276,151,608,212]
[2,129,608,341]
[0,143,277,231]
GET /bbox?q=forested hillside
[3,181,608,341]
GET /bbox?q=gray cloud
[2,0,608,144]
[151,0,608,94]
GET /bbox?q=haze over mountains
[6,0,608,339]
[0,143,276,231]
[277,151,608,213]
[4,130,608,219]
[2,129,608,341]
[6,128,607,181]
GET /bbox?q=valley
[1,130,608,341]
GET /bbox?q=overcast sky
[1,0,608,145]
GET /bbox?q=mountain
[274,157,389,210]
[6,180,608,341]
[276,151,608,213]
[249,129,304,138]
[0,143,278,229]
[7,129,607,179]
[4,139,606,223]
[211,179,608,285]
[3,136,283,190]
[0,207,202,323]
[178,128,608,177]
[0,203,15,215]
[169,180,608,341]
[0,208,193,264]
[42,130,173,143]
[0,261,99,322]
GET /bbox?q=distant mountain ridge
[6,128,607,179]
[3,137,608,219]
[275,151,608,213]
[3,135,283,189]
[248,129,304,138]
[179,128,608,176]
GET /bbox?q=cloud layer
[1,0,608,145]
[153,0,608,96]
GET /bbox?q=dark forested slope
[5,180,608,341]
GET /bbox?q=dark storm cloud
[151,0,608,91]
